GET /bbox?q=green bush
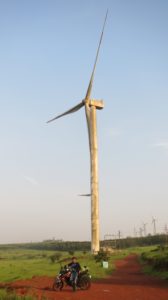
[68,251,75,256]
[49,252,62,263]
[141,247,168,271]
[94,249,110,263]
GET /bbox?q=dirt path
[5,255,168,299]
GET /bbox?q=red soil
[2,255,168,299]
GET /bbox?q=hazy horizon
[0,0,168,244]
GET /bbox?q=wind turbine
[152,217,157,235]
[47,11,108,254]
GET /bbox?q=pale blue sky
[0,0,168,243]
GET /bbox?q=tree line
[0,234,167,251]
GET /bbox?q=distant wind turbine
[47,11,108,253]
[152,217,157,235]
[143,222,147,237]
[133,227,137,237]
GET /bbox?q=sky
[0,0,168,243]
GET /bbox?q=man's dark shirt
[68,262,81,272]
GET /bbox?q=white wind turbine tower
[152,217,157,235]
[47,11,108,254]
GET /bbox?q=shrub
[141,249,168,271]
[94,249,110,263]
[68,251,75,256]
[49,252,62,263]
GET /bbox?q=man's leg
[71,270,77,291]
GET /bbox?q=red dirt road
[6,255,168,299]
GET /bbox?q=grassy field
[0,245,161,283]
[0,248,131,283]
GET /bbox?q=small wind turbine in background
[152,216,157,235]
[47,11,108,253]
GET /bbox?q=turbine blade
[47,101,84,123]
[78,194,91,197]
[85,9,108,100]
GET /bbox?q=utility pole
[143,223,147,237]
[118,230,121,249]
[134,227,137,237]
[118,230,121,239]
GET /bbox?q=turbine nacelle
[89,99,104,109]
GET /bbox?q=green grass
[142,264,168,280]
[0,289,35,299]
[0,248,130,283]
[0,249,59,282]
[140,245,168,280]
[0,246,161,284]
[129,245,158,254]
[0,248,133,299]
